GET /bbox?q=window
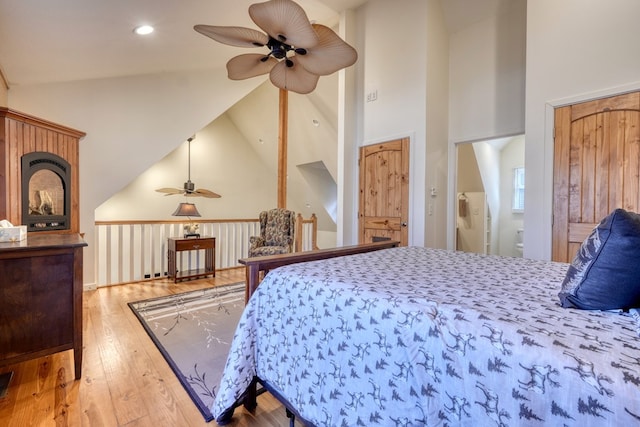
[512,167,525,212]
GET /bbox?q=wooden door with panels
[358,138,409,246]
[552,91,640,262]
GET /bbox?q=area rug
[128,282,245,422]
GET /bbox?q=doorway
[455,135,525,256]
[552,90,640,262]
[358,138,410,246]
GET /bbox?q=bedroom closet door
[552,91,640,262]
[358,138,409,246]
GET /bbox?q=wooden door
[358,138,409,246]
[552,91,640,262]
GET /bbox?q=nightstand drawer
[174,238,214,251]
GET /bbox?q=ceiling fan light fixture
[155,137,221,199]
[195,0,357,94]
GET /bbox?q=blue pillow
[559,208,640,310]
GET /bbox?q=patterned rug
[128,282,245,422]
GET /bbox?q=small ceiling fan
[155,136,221,199]
[194,0,358,94]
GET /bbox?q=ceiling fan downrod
[185,136,195,192]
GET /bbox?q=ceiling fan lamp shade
[193,25,269,47]
[296,24,358,76]
[269,55,319,94]
[227,53,278,80]
[172,202,202,217]
[249,0,319,48]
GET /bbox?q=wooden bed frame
[238,240,399,303]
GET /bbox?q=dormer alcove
[0,108,85,234]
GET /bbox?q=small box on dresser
[0,225,26,242]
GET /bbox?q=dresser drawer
[174,238,215,251]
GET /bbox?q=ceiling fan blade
[194,188,222,198]
[296,24,358,76]
[269,56,319,94]
[249,0,319,48]
[155,187,183,195]
[193,25,268,48]
[227,53,278,80]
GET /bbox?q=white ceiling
[0,0,367,86]
[0,0,510,87]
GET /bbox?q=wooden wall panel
[0,108,85,233]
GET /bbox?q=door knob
[401,222,407,227]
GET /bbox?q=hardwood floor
[0,268,302,427]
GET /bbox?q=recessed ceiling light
[134,25,154,35]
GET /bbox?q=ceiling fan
[194,0,358,94]
[155,137,221,199]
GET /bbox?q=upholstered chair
[249,208,296,257]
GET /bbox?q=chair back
[259,208,295,249]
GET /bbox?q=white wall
[7,0,636,285]
[498,135,524,257]
[0,69,7,107]
[448,0,526,143]
[456,191,488,254]
[348,0,448,247]
[95,113,275,220]
[472,142,500,254]
[525,0,640,260]
[225,79,340,232]
[447,0,526,250]
[425,0,450,248]
[9,68,263,284]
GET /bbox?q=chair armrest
[249,236,265,249]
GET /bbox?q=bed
[213,245,640,426]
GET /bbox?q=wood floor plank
[5,358,44,426]
[53,351,76,427]
[92,290,149,425]
[80,293,120,427]
[0,268,302,427]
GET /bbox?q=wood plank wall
[0,108,85,232]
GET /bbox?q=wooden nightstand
[168,237,215,283]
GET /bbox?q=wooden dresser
[0,233,87,379]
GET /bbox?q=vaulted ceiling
[0,0,512,87]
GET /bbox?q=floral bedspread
[213,247,640,426]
